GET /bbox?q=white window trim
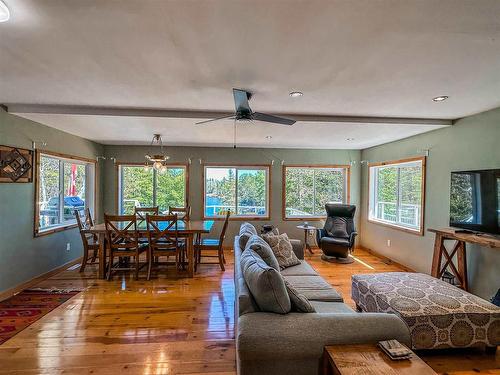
[368,157,426,235]
[283,165,350,220]
[35,151,96,236]
[117,163,188,215]
[203,165,271,220]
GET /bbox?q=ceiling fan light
[432,95,449,102]
[289,91,303,98]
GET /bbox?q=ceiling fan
[195,88,296,126]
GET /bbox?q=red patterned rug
[0,288,82,345]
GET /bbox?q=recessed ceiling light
[0,1,10,22]
[289,91,303,98]
[432,95,449,102]
[346,138,355,141]
[265,135,273,139]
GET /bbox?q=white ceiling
[2,0,500,148]
[14,113,447,149]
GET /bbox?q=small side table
[322,344,437,375]
[296,225,317,255]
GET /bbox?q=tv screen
[449,168,500,235]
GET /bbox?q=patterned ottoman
[351,272,500,350]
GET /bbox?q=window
[368,157,425,234]
[204,165,270,219]
[36,152,95,235]
[118,164,187,214]
[283,165,350,219]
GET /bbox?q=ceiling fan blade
[233,88,252,114]
[195,115,235,125]
[252,112,296,125]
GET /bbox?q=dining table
[84,220,214,279]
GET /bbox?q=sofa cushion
[241,248,291,314]
[280,261,318,276]
[245,235,280,271]
[239,222,258,249]
[234,240,259,316]
[283,275,343,302]
[285,280,315,313]
[310,301,355,314]
[262,232,301,270]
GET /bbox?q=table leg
[187,233,194,278]
[304,230,314,255]
[98,233,106,279]
[457,241,468,291]
[431,233,443,278]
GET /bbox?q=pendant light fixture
[144,134,170,172]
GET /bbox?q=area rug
[0,288,82,345]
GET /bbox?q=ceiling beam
[5,104,453,126]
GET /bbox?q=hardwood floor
[0,248,497,374]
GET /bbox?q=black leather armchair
[316,203,357,263]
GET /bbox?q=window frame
[34,150,96,237]
[202,163,271,221]
[282,164,351,221]
[367,156,426,236]
[116,162,189,215]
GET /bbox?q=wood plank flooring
[0,249,498,374]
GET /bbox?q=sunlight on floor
[350,255,375,270]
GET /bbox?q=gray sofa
[235,230,411,375]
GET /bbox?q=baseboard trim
[0,257,83,302]
[357,245,415,272]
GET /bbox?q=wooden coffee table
[323,344,437,375]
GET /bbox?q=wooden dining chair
[104,214,149,280]
[168,206,191,265]
[194,210,230,271]
[75,208,100,273]
[134,206,159,224]
[146,214,183,280]
[168,206,191,221]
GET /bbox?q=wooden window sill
[35,223,78,237]
[367,218,424,236]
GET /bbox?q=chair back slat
[146,214,179,251]
[75,208,96,243]
[104,214,139,250]
[168,206,190,221]
[134,206,159,223]
[218,210,231,245]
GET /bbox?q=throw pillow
[245,235,280,271]
[284,280,316,313]
[328,217,349,238]
[238,222,258,249]
[240,248,291,314]
[262,232,301,270]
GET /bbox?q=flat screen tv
[449,168,500,235]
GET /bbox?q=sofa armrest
[290,239,304,260]
[316,228,326,245]
[237,312,410,361]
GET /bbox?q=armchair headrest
[325,203,356,218]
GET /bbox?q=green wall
[360,107,500,300]
[2,102,498,301]
[102,146,361,246]
[0,109,104,293]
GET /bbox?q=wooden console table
[428,228,500,292]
